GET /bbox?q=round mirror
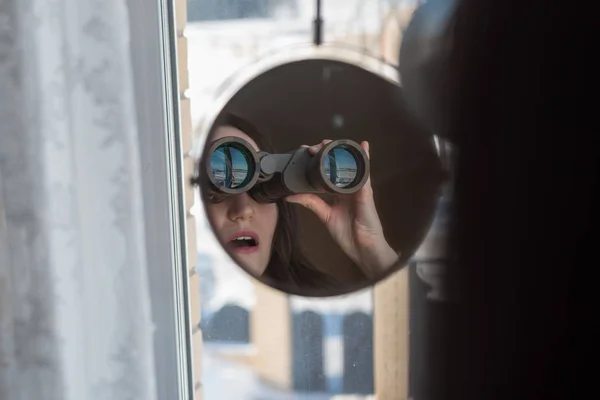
[192,46,446,297]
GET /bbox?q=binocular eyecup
[202,136,370,203]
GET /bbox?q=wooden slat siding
[177,36,190,94]
[251,281,293,390]
[186,219,198,277]
[180,99,194,155]
[374,268,410,400]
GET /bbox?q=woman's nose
[226,193,255,222]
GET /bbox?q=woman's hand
[285,140,399,278]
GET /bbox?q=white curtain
[0,0,158,399]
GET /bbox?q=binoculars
[201,136,370,203]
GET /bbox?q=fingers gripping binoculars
[201,137,370,203]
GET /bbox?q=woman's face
[205,126,278,276]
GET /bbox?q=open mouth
[227,231,260,254]
[230,235,258,248]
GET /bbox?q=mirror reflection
[210,142,254,189]
[193,58,446,296]
[200,115,396,289]
[323,146,359,188]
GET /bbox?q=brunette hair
[192,112,340,291]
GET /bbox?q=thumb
[286,194,332,224]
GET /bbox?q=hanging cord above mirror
[313,0,324,45]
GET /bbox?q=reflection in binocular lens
[210,144,251,189]
[323,146,359,188]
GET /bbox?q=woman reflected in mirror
[193,113,399,291]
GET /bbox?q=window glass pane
[186,1,422,398]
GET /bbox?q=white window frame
[126,0,194,398]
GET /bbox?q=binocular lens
[210,143,253,189]
[202,136,368,202]
[323,146,360,188]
